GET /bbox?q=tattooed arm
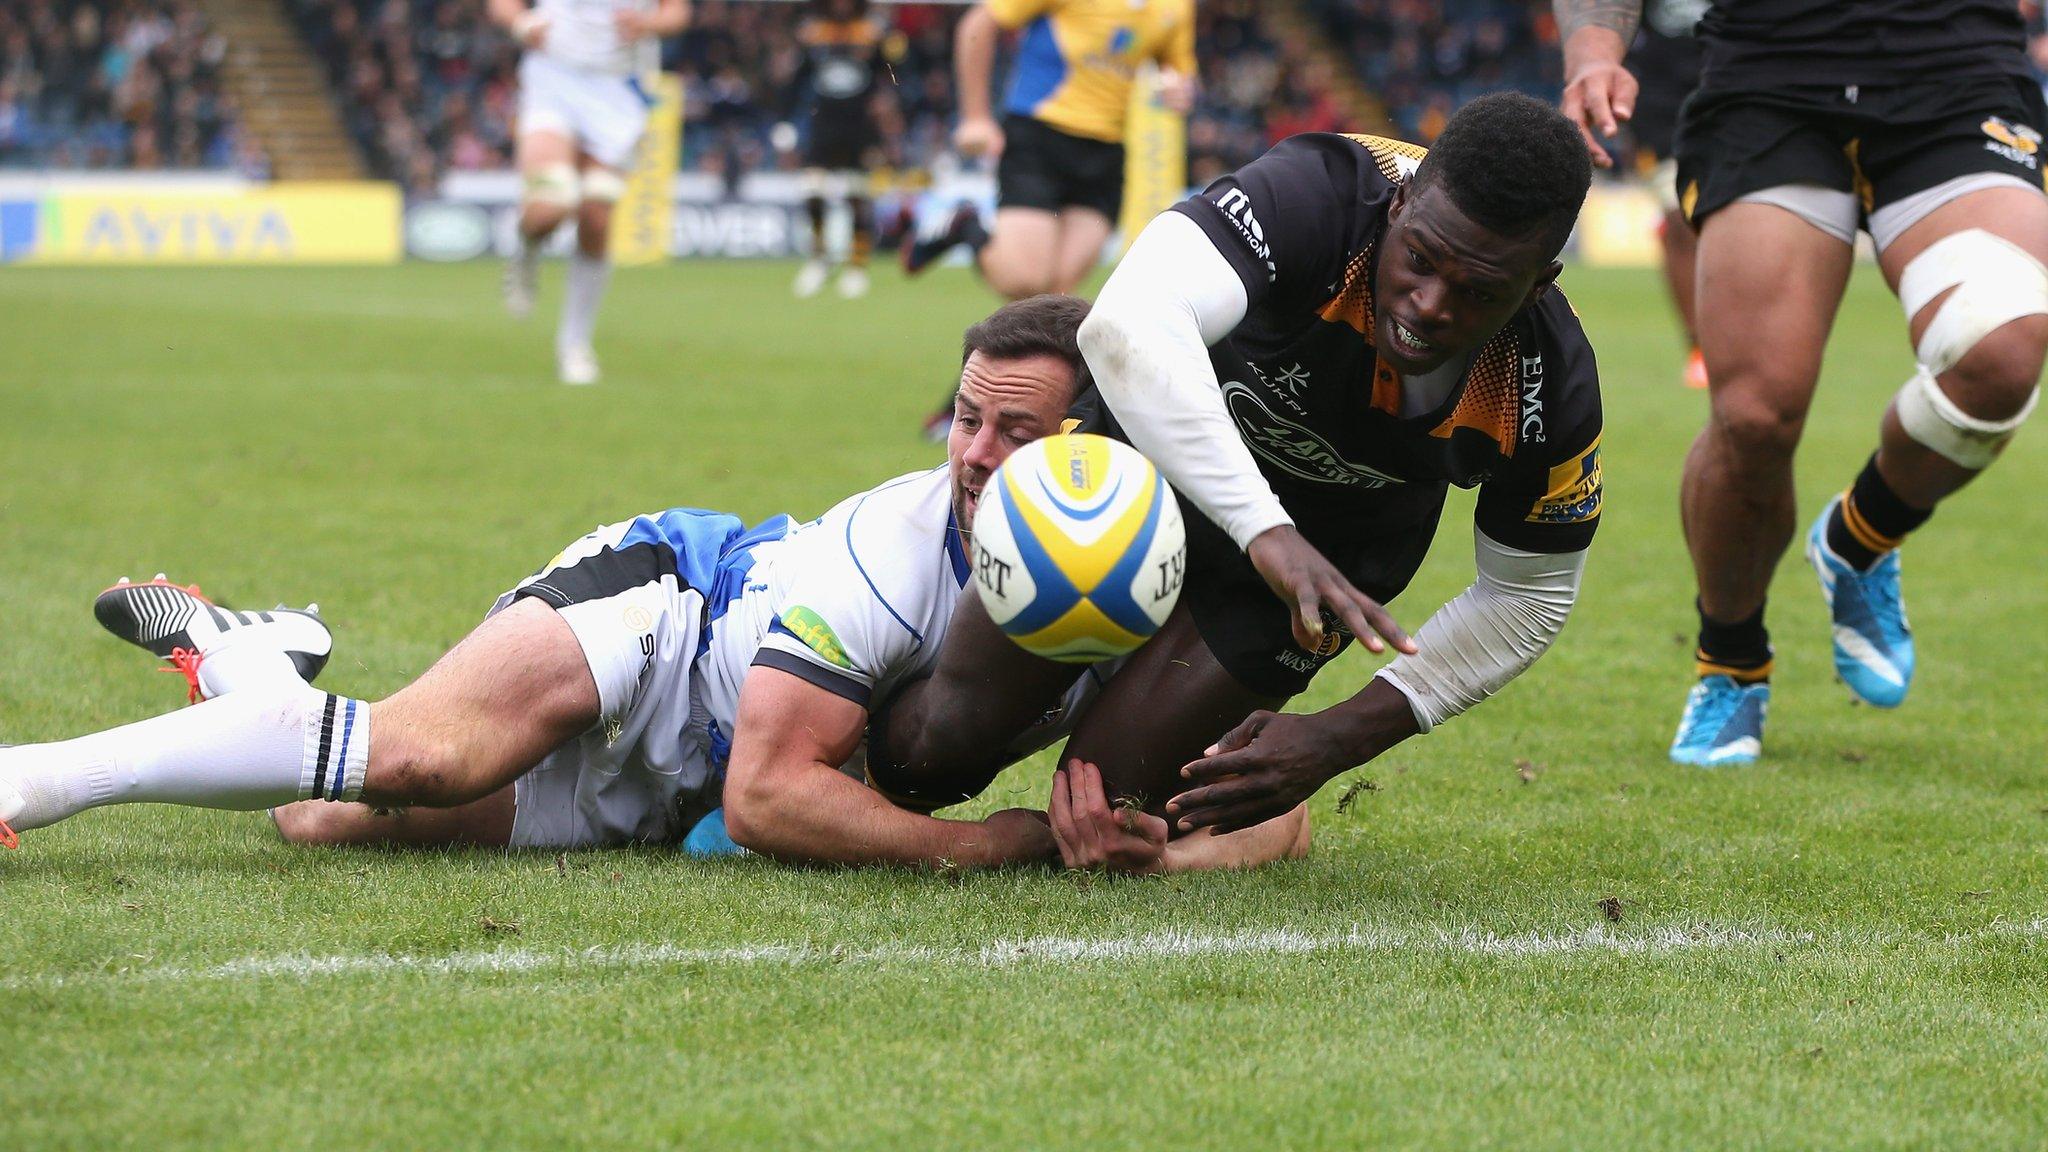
[1553,0,1643,168]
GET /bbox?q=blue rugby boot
[1670,675,1770,766]
[1806,499,1914,708]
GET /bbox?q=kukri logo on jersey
[1220,380,1402,488]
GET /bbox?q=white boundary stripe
[0,922,1851,991]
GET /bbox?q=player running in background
[1627,1,1707,389]
[903,0,1196,437]
[1558,0,2048,765]
[493,0,688,385]
[871,96,1603,846]
[781,0,894,301]
[0,299,1299,875]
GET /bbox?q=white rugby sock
[195,633,304,699]
[559,252,610,353]
[0,685,371,831]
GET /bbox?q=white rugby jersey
[532,0,658,76]
[695,467,972,743]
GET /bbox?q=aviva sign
[0,182,401,265]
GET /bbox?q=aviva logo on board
[0,183,401,264]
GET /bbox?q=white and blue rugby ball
[971,433,1186,663]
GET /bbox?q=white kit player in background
[0,298,1277,872]
[492,0,688,385]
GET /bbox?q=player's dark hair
[1410,92,1592,258]
[960,294,1093,394]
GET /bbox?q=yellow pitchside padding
[1117,62,1187,254]
[16,182,402,265]
[611,72,685,267]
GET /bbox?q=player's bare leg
[271,787,515,847]
[1047,208,1113,296]
[1658,206,1707,388]
[1671,202,1853,763]
[974,207,1061,299]
[1806,185,2048,706]
[506,128,579,319]
[552,154,620,386]
[1871,187,2048,505]
[838,192,874,298]
[273,599,597,845]
[0,598,598,847]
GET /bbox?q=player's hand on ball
[953,116,1004,159]
[1049,760,1167,873]
[1169,711,1338,836]
[1246,525,1414,657]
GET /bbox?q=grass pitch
[2,260,2045,1150]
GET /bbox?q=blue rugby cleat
[682,807,746,858]
[1670,675,1769,766]
[1806,500,1914,708]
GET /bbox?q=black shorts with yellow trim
[997,113,1125,219]
[1673,76,2048,229]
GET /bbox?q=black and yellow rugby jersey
[1696,0,2029,89]
[792,16,887,131]
[1165,132,1604,556]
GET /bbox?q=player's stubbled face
[949,351,1075,536]
[1373,181,1561,375]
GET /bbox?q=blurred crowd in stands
[0,0,261,171]
[5,0,1576,187]
[1310,0,1559,145]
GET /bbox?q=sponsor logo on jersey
[1519,353,1546,444]
[1212,187,1276,281]
[1221,379,1403,488]
[1527,436,1603,525]
[1982,118,2041,170]
[780,605,853,669]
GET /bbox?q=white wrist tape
[1373,529,1585,733]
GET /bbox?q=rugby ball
[971,433,1186,663]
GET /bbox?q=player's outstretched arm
[1554,0,1642,167]
[724,666,1058,868]
[1170,530,1587,835]
[951,5,1006,157]
[1081,213,1415,655]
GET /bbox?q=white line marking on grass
[5,923,1822,991]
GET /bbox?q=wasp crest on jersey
[971,433,1186,663]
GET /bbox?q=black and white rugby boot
[93,575,332,701]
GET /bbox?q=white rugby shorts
[518,52,652,171]
[491,515,733,849]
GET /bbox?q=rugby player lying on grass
[871,95,1604,844]
[0,296,1305,874]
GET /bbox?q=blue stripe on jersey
[701,514,797,658]
[616,507,750,592]
[944,509,970,588]
[1004,17,1066,117]
[845,485,928,646]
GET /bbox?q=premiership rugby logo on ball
[971,433,1187,663]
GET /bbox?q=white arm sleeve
[1077,211,1294,550]
[1373,528,1587,733]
